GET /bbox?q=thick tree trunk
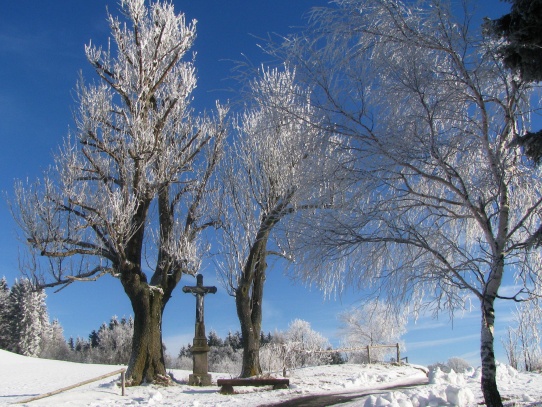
[236,268,265,377]
[239,326,262,378]
[480,296,503,407]
[122,273,168,385]
[236,231,269,378]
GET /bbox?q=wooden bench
[217,378,290,394]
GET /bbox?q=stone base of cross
[188,322,212,386]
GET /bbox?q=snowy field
[1,350,542,406]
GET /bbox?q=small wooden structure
[217,378,290,394]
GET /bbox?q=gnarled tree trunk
[236,231,269,378]
[121,268,168,385]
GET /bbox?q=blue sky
[0,0,515,367]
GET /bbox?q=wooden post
[367,345,371,364]
[121,370,126,396]
[396,343,400,364]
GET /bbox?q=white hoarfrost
[2,349,542,406]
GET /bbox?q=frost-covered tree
[71,336,93,363]
[271,0,542,405]
[95,316,134,365]
[262,319,330,373]
[502,301,542,371]
[283,319,331,369]
[40,319,71,361]
[446,357,473,374]
[10,0,226,385]
[224,330,243,351]
[207,329,223,347]
[338,301,406,363]
[171,331,245,373]
[9,278,49,357]
[0,277,11,350]
[218,66,338,377]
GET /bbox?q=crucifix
[182,274,217,386]
[183,274,217,324]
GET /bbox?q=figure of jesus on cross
[183,274,217,324]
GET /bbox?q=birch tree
[218,66,338,377]
[271,0,542,405]
[11,0,226,384]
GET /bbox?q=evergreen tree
[260,331,272,346]
[9,278,49,356]
[89,329,100,349]
[207,330,223,347]
[0,277,11,350]
[224,330,243,351]
[487,0,542,82]
[73,336,92,363]
[40,319,70,360]
[75,337,90,352]
[96,316,133,364]
[486,1,542,169]
[178,343,192,358]
[68,337,75,351]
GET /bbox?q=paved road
[259,377,429,407]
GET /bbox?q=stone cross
[182,274,217,386]
[183,274,217,324]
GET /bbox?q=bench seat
[217,378,290,394]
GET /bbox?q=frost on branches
[270,0,542,406]
[339,301,406,363]
[10,0,226,385]
[218,65,340,377]
[7,279,49,357]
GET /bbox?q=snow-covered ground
[1,349,541,406]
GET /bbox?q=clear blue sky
[0,0,514,367]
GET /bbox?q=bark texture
[123,278,167,385]
[481,296,503,407]
[236,230,270,377]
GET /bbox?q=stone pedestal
[188,322,212,386]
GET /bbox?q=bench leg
[220,384,235,394]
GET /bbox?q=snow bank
[359,362,535,407]
[1,350,542,406]
[361,385,474,407]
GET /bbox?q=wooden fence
[282,343,408,363]
[365,343,401,364]
[16,368,126,404]
[289,342,403,364]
